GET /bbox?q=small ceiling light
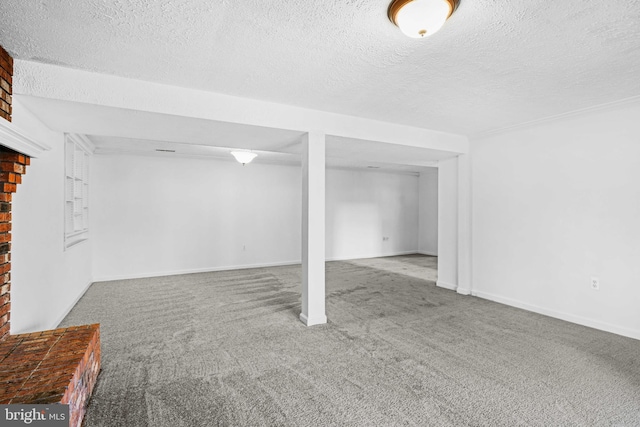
[388,0,457,38]
[231,150,257,165]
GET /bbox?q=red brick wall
[0,46,12,122]
[0,148,29,341]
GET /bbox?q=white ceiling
[2,0,640,169]
[2,0,639,136]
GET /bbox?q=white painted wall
[418,167,438,256]
[326,169,419,260]
[471,101,640,340]
[91,154,302,281]
[437,158,458,291]
[10,102,93,333]
[92,155,420,281]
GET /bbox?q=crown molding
[471,94,640,140]
[0,117,52,157]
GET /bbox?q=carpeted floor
[60,255,640,426]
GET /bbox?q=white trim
[417,251,438,257]
[456,287,471,296]
[472,94,640,140]
[93,260,302,282]
[326,250,419,262]
[93,252,428,282]
[65,235,89,249]
[436,280,457,291]
[0,116,51,157]
[52,279,94,329]
[300,313,327,326]
[64,134,91,249]
[472,290,640,341]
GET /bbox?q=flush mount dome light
[231,150,257,165]
[388,0,457,38]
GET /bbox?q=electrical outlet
[591,277,600,290]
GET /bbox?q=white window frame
[64,134,94,249]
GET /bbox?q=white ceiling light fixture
[231,150,257,165]
[388,0,458,38]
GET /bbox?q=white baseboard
[53,279,94,329]
[95,252,427,282]
[93,260,302,282]
[300,313,327,327]
[472,290,640,341]
[417,251,438,257]
[326,250,419,262]
[436,280,457,291]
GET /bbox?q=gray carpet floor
[60,255,640,426]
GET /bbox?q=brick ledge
[0,324,101,427]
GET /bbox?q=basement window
[64,134,91,248]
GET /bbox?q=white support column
[300,131,327,326]
[436,157,458,291]
[456,153,472,295]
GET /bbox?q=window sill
[65,233,89,250]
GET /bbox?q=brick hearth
[0,324,101,427]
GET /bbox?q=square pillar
[300,131,327,326]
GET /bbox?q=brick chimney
[0,45,12,123]
[0,149,28,340]
[0,45,27,340]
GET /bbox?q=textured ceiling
[1,0,639,137]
